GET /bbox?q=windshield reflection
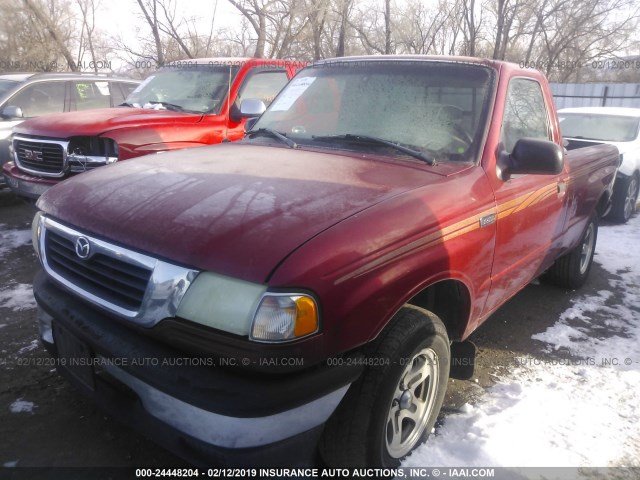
[126,65,239,114]
[253,61,494,162]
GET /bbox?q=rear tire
[319,305,450,468]
[607,173,639,223]
[545,213,598,289]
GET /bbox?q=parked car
[558,107,640,222]
[31,56,618,467]
[2,58,303,199]
[0,72,139,189]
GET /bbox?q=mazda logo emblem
[75,237,91,259]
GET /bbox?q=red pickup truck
[3,58,302,199]
[31,56,618,467]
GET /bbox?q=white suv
[559,107,640,223]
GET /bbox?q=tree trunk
[384,0,392,54]
[23,0,78,71]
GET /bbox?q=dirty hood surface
[38,143,443,283]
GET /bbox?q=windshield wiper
[247,128,297,149]
[147,101,186,112]
[312,133,436,166]
[119,102,134,107]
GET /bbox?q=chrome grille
[45,229,152,311]
[13,136,68,177]
[38,216,199,326]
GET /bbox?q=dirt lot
[0,188,625,469]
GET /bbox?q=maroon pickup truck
[3,58,302,199]
[30,56,618,467]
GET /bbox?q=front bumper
[2,161,59,199]
[34,270,359,466]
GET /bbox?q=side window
[73,81,111,111]
[237,71,289,108]
[501,78,550,153]
[8,82,66,117]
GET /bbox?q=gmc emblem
[24,149,43,162]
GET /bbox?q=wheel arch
[403,278,473,342]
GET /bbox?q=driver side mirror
[230,98,266,123]
[1,106,24,119]
[501,138,564,178]
[239,98,266,118]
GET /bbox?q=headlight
[250,294,319,342]
[31,211,42,260]
[176,272,266,335]
[176,273,320,342]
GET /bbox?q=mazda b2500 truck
[3,58,302,199]
[30,56,618,468]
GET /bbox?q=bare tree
[134,0,165,65]
[304,0,330,59]
[460,0,483,56]
[22,0,78,70]
[394,0,452,54]
[76,0,99,71]
[532,0,640,80]
[227,0,270,57]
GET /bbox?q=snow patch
[9,398,35,414]
[17,339,39,355]
[404,215,640,468]
[0,283,36,311]
[0,224,31,259]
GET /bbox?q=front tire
[319,305,450,467]
[607,173,639,223]
[545,213,598,289]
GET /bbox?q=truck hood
[37,143,448,283]
[13,107,204,138]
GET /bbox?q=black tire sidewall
[367,316,450,467]
[610,173,638,223]
[569,214,598,286]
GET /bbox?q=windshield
[125,65,240,114]
[0,79,18,98]
[252,61,494,162]
[559,113,640,142]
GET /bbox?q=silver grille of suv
[38,216,199,327]
[13,136,69,177]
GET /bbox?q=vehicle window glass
[126,65,240,114]
[8,82,66,117]
[74,81,111,110]
[254,62,494,162]
[238,71,289,107]
[0,80,18,97]
[501,78,550,152]
[559,113,640,143]
[111,82,138,105]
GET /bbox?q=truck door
[483,77,568,316]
